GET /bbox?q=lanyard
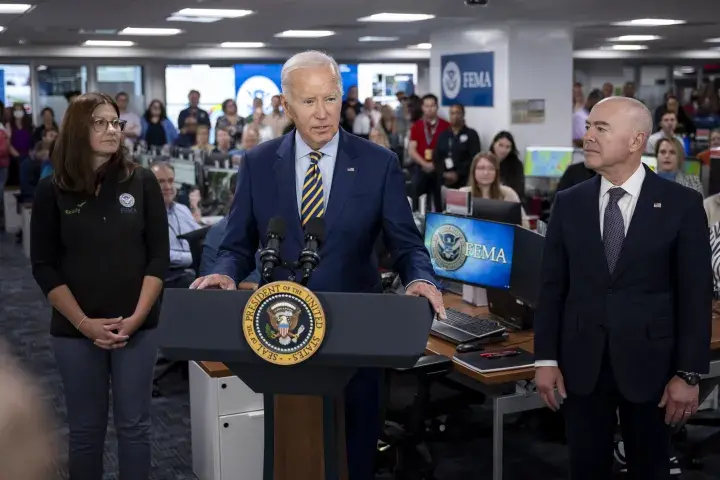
[424,120,437,146]
[168,208,187,252]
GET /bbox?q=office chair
[377,354,454,480]
[677,377,720,470]
[153,226,212,397]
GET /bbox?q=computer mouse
[455,342,485,354]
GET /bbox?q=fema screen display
[523,147,573,177]
[424,213,514,289]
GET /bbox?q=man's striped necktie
[301,151,325,226]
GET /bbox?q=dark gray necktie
[603,187,627,273]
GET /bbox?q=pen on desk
[480,350,520,359]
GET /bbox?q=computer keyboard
[443,308,506,337]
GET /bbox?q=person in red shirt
[408,94,450,212]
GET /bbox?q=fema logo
[236,75,281,117]
[431,224,467,271]
[442,61,461,101]
[118,193,135,208]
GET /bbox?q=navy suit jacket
[212,129,435,293]
[534,165,713,403]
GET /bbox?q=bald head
[596,96,653,137]
[0,344,55,480]
[583,96,652,183]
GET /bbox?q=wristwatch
[677,371,702,386]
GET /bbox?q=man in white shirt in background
[115,92,142,150]
[244,107,274,144]
[572,89,602,148]
[353,97,381,139]
[647,111,684,154]
[264,95,288,138]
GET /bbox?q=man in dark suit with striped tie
[534,96,713,479]
[191,50,445,480]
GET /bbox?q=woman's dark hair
[408,95,423,123]
[221,99,237,115]
[143,99,167,122]
[52,92,135,195]
[40,107,58,129]
[490,131,520,160]
[11,103,33,132]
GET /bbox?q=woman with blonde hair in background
[461,151,529,227]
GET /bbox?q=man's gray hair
[281,50,344,99]
[597,96,653,138]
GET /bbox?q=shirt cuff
[405,279,434,290]
[534,360,558,367]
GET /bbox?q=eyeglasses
[92,117,127,133]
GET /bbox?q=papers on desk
[454,348,535,373]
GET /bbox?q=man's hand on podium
[406,281,447,320]
[190,274,237,290]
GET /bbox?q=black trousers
[563,346,671,480]
[411,167,442,213]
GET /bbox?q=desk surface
[198,294,720,383]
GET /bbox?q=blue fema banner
[234,63,358,117]
[440,52,494,107]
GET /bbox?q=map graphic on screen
[524,147,574,177]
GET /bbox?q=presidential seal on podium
[242,281,326,366]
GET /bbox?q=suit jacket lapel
[274,134,303,245]
[580,176,611,282]
[610,167,661,282]
[324,129,357,238]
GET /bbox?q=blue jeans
[52,329,158,480]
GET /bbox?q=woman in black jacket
[30,93,169,480]
[489,131,525,200]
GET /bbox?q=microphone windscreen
[267,216,287,238]
[304,217,326,242]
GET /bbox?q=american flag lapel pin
[653,202,662,208]
[347,167,355,172]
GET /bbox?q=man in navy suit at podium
[191,50,445,480]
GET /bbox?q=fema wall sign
[242,281,326,366]
[440,52,494,108]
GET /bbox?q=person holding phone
[30,93,169,480]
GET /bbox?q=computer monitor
[170,159,197,186]
[471,197,522,225]
[509,227,544,308]
[524,146,574,178]
[424,212,514,290]
[684,157,702,177]
[641,155,657,172]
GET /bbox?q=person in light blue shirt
[150,161,202,287]
[200,173,261,284]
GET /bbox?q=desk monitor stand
[158,286,434,480]
[462,285,488,307]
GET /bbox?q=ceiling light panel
[220,42,265,48]
[357,13,435,22]
[600,44,648,51]
[274,30,334,38]
[167,16,221,23]
[83,40,134,47]
[612,18,685,27]
[607,35,661,41]
[119,27,182,36]
[358,36,399,42]
[174,8,253,18]
[0,4,32,14]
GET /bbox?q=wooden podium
[157,288,434,480]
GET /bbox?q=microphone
[299,218,326,286]
[259,217,286,283]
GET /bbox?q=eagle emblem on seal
[265,301,306,346]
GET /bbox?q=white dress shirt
[352,110,381,136]
[535,163,646,368]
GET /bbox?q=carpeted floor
[1,231,719,479]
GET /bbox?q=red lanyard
[424,120,438,146]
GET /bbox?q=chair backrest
[177,226,211,276]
